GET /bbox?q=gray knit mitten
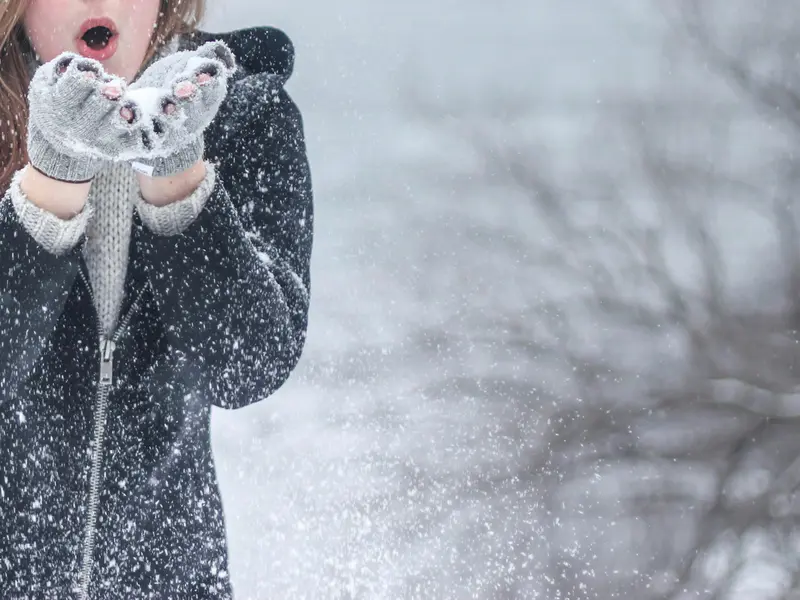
[122,41,237,178]
[26,53,150,183]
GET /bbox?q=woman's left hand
[116,40,238,177]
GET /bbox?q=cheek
[121,0,161,67]
[112,0,160,81]
[127,0,162,35]
[23,0,73,61]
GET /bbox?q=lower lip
[76,35,118,61]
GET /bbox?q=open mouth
[76,18,119,60]
[82,26,115,50]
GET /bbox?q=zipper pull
[100,339,116,386]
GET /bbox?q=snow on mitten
[26,53,148,183]
[120,41,237,178]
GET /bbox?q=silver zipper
[74,263,146,599]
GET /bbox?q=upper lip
[77,17,118,41]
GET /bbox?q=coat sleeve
[0,174,89,401]
[132,78,313,410]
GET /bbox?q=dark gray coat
[0,26,313,599]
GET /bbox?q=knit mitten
[120,41,237,178]
[26,53,150,183]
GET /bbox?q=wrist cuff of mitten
[27,124,100,183]
[131,136,205,179]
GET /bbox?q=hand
[120,41,237,178]
[26,53,150,182]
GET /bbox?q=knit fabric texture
[6,34,216,337]
[7,161,215,337]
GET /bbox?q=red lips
[76,17,119,61]
[77,17,118,40]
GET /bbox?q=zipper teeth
[77,383,110,599]
[75,264,146,599]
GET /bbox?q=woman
[0,0,313,597]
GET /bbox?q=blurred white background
[204,1,800,598]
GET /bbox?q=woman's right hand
[26,52,150,183]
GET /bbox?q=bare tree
[402,1,800,598]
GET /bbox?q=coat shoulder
[197,26,306,190]
[180,26,295,85]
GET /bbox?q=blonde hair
[0,0,206,193]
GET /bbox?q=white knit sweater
[7,159,216,338]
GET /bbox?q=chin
[103,63,131,81]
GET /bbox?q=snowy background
[204,1,800,598]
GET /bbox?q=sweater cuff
[133,161,216,236]
[7,166,94,256]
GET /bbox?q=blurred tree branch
[401,1,800,598]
